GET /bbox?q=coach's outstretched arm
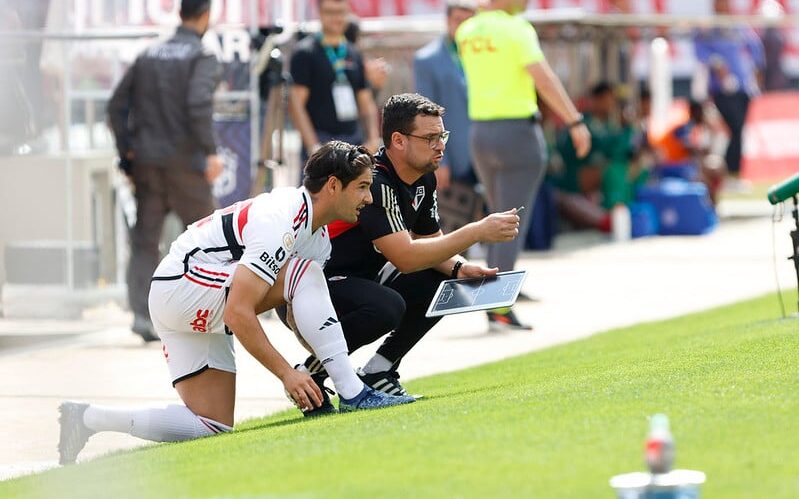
[224,266,323,411]
[373,208,520,274]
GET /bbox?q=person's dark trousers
[328,276,406,352]
[279,269,445,371]
[376,269,446,368]
[276,276,405,355]
[128,163,216,322]
[713,91,750,175]
[470,119,548,272]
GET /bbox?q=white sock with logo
[83,404,231,442]
[283,258,364,399]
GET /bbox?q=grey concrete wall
[0,153,117,293]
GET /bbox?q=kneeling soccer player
[57,142,414,465]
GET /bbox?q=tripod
[251,26,291,196]
[788,196,799,313]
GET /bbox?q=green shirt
[456,10,545,121]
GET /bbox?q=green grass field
[4,292,798,498]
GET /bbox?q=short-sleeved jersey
[153,187,330,286]
[456,10,545,120]
[325,148,440,279]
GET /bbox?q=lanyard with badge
[320,35,358,121]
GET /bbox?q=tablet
[425,270,528,318]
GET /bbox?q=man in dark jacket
[108,0,223,342]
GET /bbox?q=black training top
[289,34,367,136]
[325,148,440,279]
[107,26,221,169]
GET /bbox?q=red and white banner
[741,91,799,181]
[55,0,799,75]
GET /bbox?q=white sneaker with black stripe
[357,368,416,398]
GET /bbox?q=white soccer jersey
[153,186,330,286]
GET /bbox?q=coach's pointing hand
[282,368,323,411]
[477,209,520,243]
[456,261,499,279]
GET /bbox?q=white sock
[321,352,364,399]
[83,404,231,442]
[284,258,364,399]
[362,353,393,374]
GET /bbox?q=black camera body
[252,25,292,100]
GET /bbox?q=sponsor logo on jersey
[412,185,425,211]
[259,247,286,276]
[191,309,211,333]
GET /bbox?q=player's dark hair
[381,93,445,148]
[303,141,375,193]
[180,0,211,20]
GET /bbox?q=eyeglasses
[401,130,450,149]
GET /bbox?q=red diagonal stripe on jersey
[293,201,308,223]
[184,274,222,289]
[194,266,230,277]
[237,199,253,239]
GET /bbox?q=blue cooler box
[636,180,717,236]
[630,202,659,238]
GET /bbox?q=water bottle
[611,203,632,242]
[645,413,675,474]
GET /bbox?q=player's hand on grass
[282,369,323,412]
[477,210,520,243]
[457,261,498,279]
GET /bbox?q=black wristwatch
[451,260,464,279]
[567,114,584,129]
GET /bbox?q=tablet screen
[425,270,527,317]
